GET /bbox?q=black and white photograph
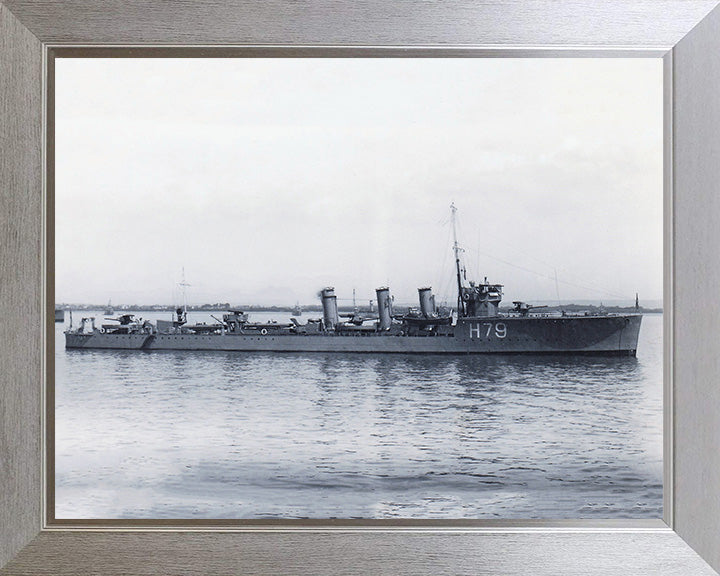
[54,57,663,520]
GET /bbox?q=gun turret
[512,301,548,316]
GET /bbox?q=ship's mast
[178,267,191,321]
[451,203,464,316]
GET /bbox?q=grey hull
[65,314,642,356]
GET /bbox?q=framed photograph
[2,2,720,575]
[51,55,663,523]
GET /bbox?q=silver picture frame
[2,1,720,574]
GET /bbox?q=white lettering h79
[469,323,507,339]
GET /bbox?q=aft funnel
[321,287,338,330]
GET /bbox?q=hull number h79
[470,322,507,339]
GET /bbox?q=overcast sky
[55,58,662,307]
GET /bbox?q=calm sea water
[54,311,663,519]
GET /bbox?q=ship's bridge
[460,279,503,318]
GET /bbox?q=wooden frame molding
[2,2,720,574]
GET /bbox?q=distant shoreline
[55,303,663,315]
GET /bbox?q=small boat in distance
[291,303,302,316]
[104,300,114,315]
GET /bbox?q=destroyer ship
[65,206,642,355]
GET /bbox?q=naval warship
[65,206,642,355]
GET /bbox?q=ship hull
[65,314,642,356]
